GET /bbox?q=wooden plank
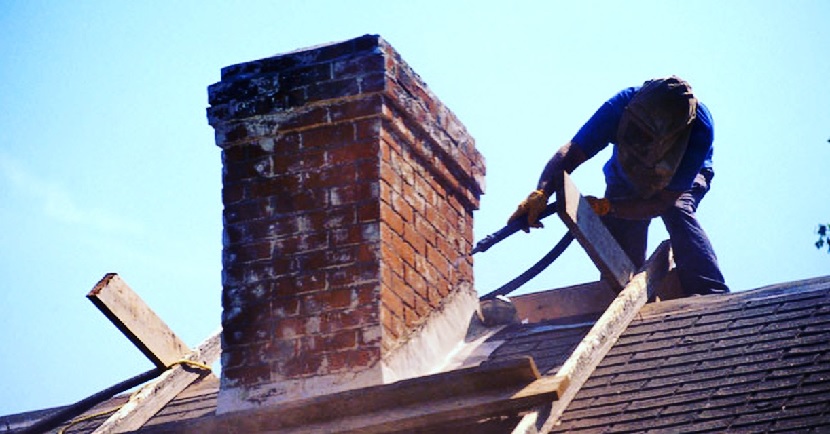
[557,172,636,292]
[87,273,190,368]
[268,356,542,427]
[92,328,221,434]
[150,356,566,434]
[510,280,617,323]
[279,375,568,434]
[513,241,672,434]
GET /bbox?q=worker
[509,76,729,295]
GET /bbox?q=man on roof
[509,76,729,295]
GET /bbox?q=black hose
[480,231,575,300]
[470,201,559,255]
[21,367,163,434]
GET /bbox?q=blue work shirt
[572,86,714,194]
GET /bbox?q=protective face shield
[616,76,698,198]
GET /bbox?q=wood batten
[88,273,190,369]
[513,241,673,434]
[557,172,636,292]
[140,356,566,433]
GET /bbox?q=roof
[553,276,830,433]
[5,276,830,433]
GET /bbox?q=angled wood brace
[511,173,674,434]
[86,274,221,433]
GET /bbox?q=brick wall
[207,35,485,412]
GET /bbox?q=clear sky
[1,0,828,416]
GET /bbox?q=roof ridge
[638,275,830,317]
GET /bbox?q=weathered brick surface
[208,35,484,399]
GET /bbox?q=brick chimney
[207,35,486,413]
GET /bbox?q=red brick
[381,284,408,320]
[355,158,379,182]
[404,265,428,302]
[274,231,327,256]
[223,198,271,224]
[380,309,401,343]
[403,305,419,328]
[223,183,245,205]
[330,182,378,207]
[272,296,301,317]
[413,292,431,317]
[326,245,358,267]
[275,317,307,340]
[283,353,325,377]
[327,140,379,164]
[357,243,378,263]
[386,228,415,267]
[223,362,272,387]
[304,289,354,313]
[306,77,362,104]
[380,204,405,237]
[274,149,326,175]
[247,174,302,199]
[403,223,426,255]
[427,245,451,281]
[262,338,299,362]
[413,214,436,249]
[355,118,381,141]
[285,274,327,295]
[272,132,302,155]
[236,241,272,262]
[329,94,382,121]
[314,329,358,351]
[327,347,380,372]
[329,225,361,247]
[305,165,357,190]
[358,72,386,94]
[322,205,358,230]
[301,123,355,150]
[391,191,414,222]
[357,202,380,222]
[326,263,379,289]
[277,106,330,133]
[320,303,378,332]
[332,55,385,81]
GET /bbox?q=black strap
[479,232,574,300]
[471,201,559,255]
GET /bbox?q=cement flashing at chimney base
[217,283,479,414]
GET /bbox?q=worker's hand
[508,189,549,232]
[585,196,612,217]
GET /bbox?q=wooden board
[92,328,221,434]
[510,280,617,323]
[513,241,672,434]
[557,172,636,292]
[148,356,567,434]
[87,273,190,368]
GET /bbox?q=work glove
[585,196,612,217]
[508,189,549,232]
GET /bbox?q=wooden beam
[510,280,617,323]
[146,356,567,434]
[87,273,190,368]
[512,241,672,434]
[92,328,221,434]
[557,172,636,292]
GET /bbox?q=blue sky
[1,1,828,415]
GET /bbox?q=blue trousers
[602,171,730,295]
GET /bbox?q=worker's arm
[591,189,682,220]
[508,141,588,230]
[537,141,588,197]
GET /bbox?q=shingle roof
[552,276,830,433]
[6,277,830,433]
